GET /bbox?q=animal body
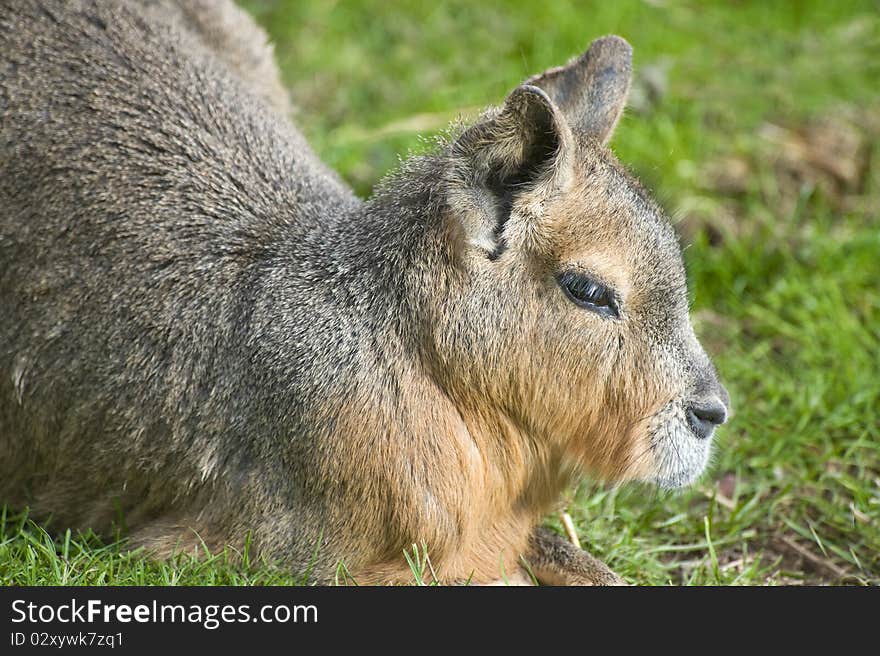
[0,0,728,584]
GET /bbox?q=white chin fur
[647,403,713,489]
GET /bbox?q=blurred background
[242,0,879,584]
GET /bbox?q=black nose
[686,399,728,440]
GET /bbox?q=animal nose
[686,398,728,440]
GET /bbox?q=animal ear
[448,85,572,258]
[526,35,632,144]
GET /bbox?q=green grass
[2,0,878,585]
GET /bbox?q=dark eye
[557,271,619,318]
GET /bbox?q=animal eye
[557,271,619,318]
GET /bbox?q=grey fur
[136,0,292,117]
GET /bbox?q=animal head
[428,36,728,489]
